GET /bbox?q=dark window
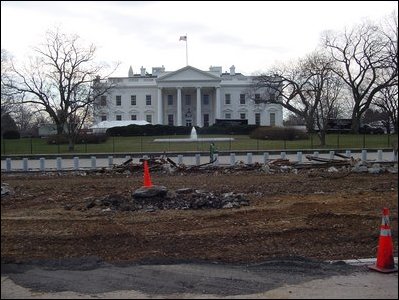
[270,113,276,126]
[185,94,191,105]
[167,95,173,106]
[100,96,107,106]
[131,95,136,105]
[203,114,209,127]
[225,113,231,119]
[146,95,151,106]
[116,115,122,121]
[240,94,245,105]
[240,113,246,120]
[203,94,209,105]
[255,94,261,104]
[131,114,137,120]
[255,113,261,125]
[101,115,107,121]
[168,114,174,126]
[116,95,121,106]
[225,94,231,105]
[146,114,152,123]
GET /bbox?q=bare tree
[323,17,398,133]
[250,51,343,145]
[374,85,398,133]
[3,29,118,151]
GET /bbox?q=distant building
[93,65,283,127]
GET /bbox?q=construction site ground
[1,167,398,265]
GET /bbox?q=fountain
[153,127,234,143]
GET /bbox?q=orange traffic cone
[368,207,398,273]
[143,160,153,188]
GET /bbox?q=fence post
[23,158,28,172]
[280,152,286,159]
[377,150,383,162]
[6,158,11,172]
[297,152,302,163]
[329,150,335,160]
[247,153,253,164]
[263,152,269,164]
[178,154,183,165]
[195,153,201,166]
[108,156,113,168]
[345,150,351,157]
[361,150,367,162]
[40,158,45,172]
[313,151,319,158]
[91,156,96,169]
[56,157,62,171]
[230,153,236,166]
[74,157,79,170]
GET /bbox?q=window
[225,94,231,105]
[240,94,245,105]
[116,115,122,121]
[100,96,107,106]
[185,94,191,105]
[167,95,173,106]
[116,95,121,106]
[255,94,261,104]
[101,115,107,121]
[225,113,231,119]
[255,113,261,125]
[131,95,136,106]
[168,114,174,126]
[203,94,209,105]
[131,114,137,120]
[203,114,209,127]
[240,113,246,120]
[146,95,151,106]
[146,114,152,123]
[270,93,275,101]
[270,113,276,126]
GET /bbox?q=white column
[177,87,182,126]
[215,87,221,120]
[157,88,163,124]
[196,87,202,127]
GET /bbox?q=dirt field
[1,168,398,264]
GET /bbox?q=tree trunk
[68,137,75,152]
[317,131,326,146]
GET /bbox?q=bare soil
[1,168,398,264]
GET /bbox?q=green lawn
[1,133,397,156]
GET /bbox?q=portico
[156,66,221,127]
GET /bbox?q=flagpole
[185,33,188,66]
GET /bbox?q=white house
[94,65,283,127]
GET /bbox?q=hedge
[250,126,308,140]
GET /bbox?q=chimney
[230,65,235,76]
[128,66,134,77]
[140,66,146,76]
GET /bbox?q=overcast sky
[1,1,397,77]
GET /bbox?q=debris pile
[82,187,249,212]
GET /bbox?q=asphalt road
[1,257,398,299]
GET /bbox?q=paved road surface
[1,257,398,299]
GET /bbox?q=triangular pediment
[157,66,221,82]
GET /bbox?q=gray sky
[1,1,397,77]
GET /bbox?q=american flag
[179,35,187,41]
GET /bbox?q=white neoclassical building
[94,65,283,127]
